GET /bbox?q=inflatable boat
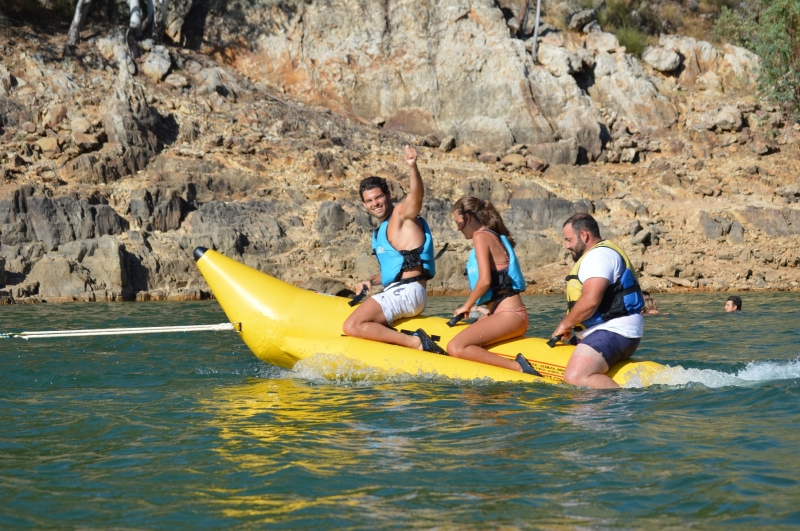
[193,247,664,386]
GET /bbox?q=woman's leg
[446,312,528,371]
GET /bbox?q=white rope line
[1,322,239,340]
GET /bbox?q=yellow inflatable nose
[194,247,354,367]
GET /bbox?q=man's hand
[403,144,417,167]
[552,321,573,342]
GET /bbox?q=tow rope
[1,322,241,340]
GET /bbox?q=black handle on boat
[547,335,563,348]
[446,313,466,327]
[348,287,368,307]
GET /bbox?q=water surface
[1,293,799,529]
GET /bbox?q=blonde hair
[453,196,516,247]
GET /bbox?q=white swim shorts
[372,281,427,326]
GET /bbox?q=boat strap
[400,329,441,342]
[341,328,441,342]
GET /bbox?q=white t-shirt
[575,246,644,339]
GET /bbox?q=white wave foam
[273,354,800,390]
[290,353,495,386]
[737,358,800,381]
[291,354,391,385]
[193,363,290,379]
[626,358,800,389]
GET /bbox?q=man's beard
[570,239,586,262]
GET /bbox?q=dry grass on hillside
[586,0,743,48]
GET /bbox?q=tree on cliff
[715,0,800,119]
[755,0,800,118]
[66,0,169,53]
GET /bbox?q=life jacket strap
[389,246,426,283]
[383,274,427,290]
[486,290,521,314]
[618,284,640,297]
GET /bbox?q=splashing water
[625,358,800,389]
[291,353,501,386]
[290,354,800,390]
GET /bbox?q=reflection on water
[1,293,799,528]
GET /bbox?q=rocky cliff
[0,0,799,305]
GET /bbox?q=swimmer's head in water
[725,295,742,312]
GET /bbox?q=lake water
[1,292,799,529]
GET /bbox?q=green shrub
[598,0,635,30]
[713,6,757,47]
[703,0,740,11]
[753,0,800,118]
[713,1,800,118]
[1,0,74,22]
[616,25,648,56]
[595,0,661,36]
[660,3,685,33]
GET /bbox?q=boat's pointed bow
[193,248,300,366]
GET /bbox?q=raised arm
[395,145,424,222]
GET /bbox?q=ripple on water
[1,295,800,528]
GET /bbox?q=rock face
[0,65,14,96]
[224,1,556,152]
[714,106,743,131]
[659,35,760,90]
[141,46,172,81]
[589,52,678,135]
[103,74,160,163]
[23,236,131,301]
[642,46,681,72]
[165,0,194,43]
[1,5,798,303]
[23,195,128,251]
[183,200,294,255]
[585,31,620,53]
[199,0,685,155]
[740,207,800,237]
[568,9,596,30]
[26,255,92,299]
[60,72,162,185]
[315,201,350,237]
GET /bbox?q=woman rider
[448,197,539,375]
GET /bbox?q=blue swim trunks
[580,330,641,367]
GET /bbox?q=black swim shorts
[580,330,641,367]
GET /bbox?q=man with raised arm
[552,213,645,389]
[342,145,444,354]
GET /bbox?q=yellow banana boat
[193,247,665,386]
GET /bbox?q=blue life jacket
[466,230,526,306]
[372,215,436,286]
[565,240,644,330]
